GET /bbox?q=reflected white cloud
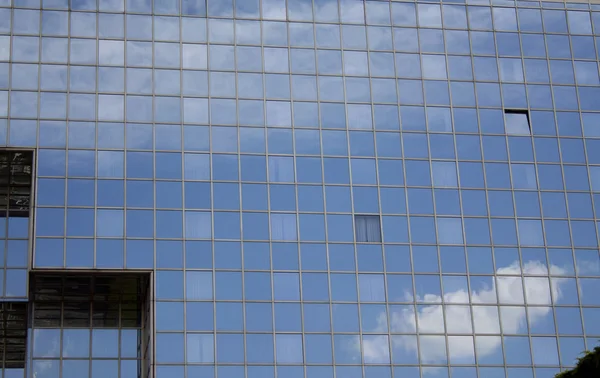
[155,42,180,68]
[418,3,443,28]
[235,20,261,44]
[97,150,124,179]
[492,7,518,30]
[0,91,7,117]
[40,93,67,119]
[314,0,339,22]
[340,0,365,23]
[288,0,313,20]
[70,39,96,65]
[261,0,286,20]
[127,41,153,66]
[13,36,40,62]
[362,334,390,363]
[575,249,600,275]
[41,10,69,36]
[184,152,210,180]
[155,16,180,41]
[32,329,61,376]
[98,67,124,93]
[98,94,124,121]
[208,19,234,44]
[127,0,151,13]
[266,101,291,127]
[355,260,565,366]
[0,38,9,60]
[343,51,369,76]
[183,44,208,70]
[99,0,124,12]
[41,38,68,64]
[10,91,38,118]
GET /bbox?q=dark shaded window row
[30,273,148,328]
[0,302,27,372]
[0,151,32,219]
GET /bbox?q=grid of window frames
[1,0,600,377]
[29,274,148,378]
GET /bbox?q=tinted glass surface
[2,0,600,377]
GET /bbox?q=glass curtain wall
[1,0,600,377]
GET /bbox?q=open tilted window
[354,215,382,243]
[504,109,531,135]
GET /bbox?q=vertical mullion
[3,152,9,298]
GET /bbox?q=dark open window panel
[504,109,531,133]
[354,215,382,243]
[30,272,150,328]
[504,109,531,122]
[504,109,529,115]
[0,302,27,369]
[0,151,33,218]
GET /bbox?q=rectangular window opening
[354,215,382,243]
[504,109,531,135]
[0,150,34,300]
[0,151,33,218]
[0,302,28,373]
[28,272,153,378]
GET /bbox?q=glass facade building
[1,0,600,377]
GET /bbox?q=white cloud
[99,0,124,11]
[288,0,312,20]
[353,260,565,366]
[575,250,600,276]
[362,334,391,363]
[314,0,338,20]
[261,0,286,20]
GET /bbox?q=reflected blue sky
[1,0,600,376]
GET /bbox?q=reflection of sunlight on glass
[353,260,565,367]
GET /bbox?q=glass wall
[2,0,600,377]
